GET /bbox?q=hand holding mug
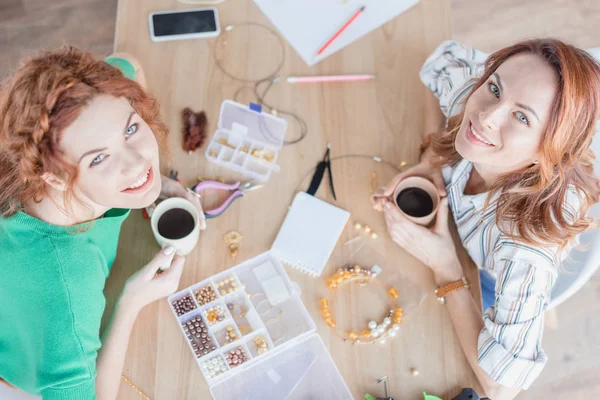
[371,159,446,214]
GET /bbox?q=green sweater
[0,209,130,399]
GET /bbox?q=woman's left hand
[382,197,463,284]
[159,175,207,230]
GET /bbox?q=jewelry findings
[224,325,238,343]
[254,335,269,355]
[353,221,378,240]
[225,346,249,368]
[199,356,228,379]
[203,305,226,325]
[223,231,243,260]
[216,276,239,296]
[194,285,217,306]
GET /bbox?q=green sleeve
[41,381,96,400]
[104,56,137,81]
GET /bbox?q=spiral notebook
[272,192,350,276]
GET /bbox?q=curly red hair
[0,46,168,217]
[426,39,600,249]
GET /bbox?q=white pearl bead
[392,324,400,329]
[368,321,377,330]
[371,329,379,337]
[389,331,397,337]
[379,339,387,345]
[383,317,391,325]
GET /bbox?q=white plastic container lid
[168,251,353,399]
[218,100,287,150]
[210,334,351,399]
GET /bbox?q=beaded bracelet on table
[322,265,403,344]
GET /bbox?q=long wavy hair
[425,39,600,249]
[0,46,168,218]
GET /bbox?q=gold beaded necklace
[121,374,150,400]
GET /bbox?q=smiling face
[455,53,559,174]
[58,94,162,210]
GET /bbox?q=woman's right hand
[120,246,185,313]
[371,157,446,212]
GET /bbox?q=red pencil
[317,6,366,56]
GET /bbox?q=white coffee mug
[150,197,201,256]
[392,176,440,226]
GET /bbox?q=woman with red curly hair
[373,40,600,399]
[0,47,205,399]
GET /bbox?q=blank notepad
[272,192,350,276]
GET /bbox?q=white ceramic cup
[150,197,201,256]
[392,176,440,226]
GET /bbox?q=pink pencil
[317,6,366,56]
[286,74,375,83]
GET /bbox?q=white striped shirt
[419,41,582,389]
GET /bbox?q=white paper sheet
[253,0,421,66]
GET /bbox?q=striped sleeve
[478,259,555,389]
[419,40,488,118]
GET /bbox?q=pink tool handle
[194,180,240,193]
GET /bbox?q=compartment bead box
[168,273,275,383]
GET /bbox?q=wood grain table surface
[106,0,483,398]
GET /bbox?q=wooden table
[107,0,483,398]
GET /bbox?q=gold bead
[388,288,399,300]
[264,152,275,162]
[371,233,378,239]
[364,225,372,233]
[325,318,336,328]
[348,331,358,341]
[321,309,332,318]
[320,298,329,309]
[361,329,371,337]
[354,222,362,230]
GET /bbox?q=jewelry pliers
[191,180,262,219]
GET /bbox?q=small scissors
[191,180,262,219]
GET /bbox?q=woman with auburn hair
[373,39,600,399]
[0,47,205,399]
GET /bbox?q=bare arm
[95,298,139,400]
[436,264,521,400]
[95,249,185,400]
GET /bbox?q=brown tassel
[181,108,208,153]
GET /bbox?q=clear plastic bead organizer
[205,100,287,182]
[168,251,353,400]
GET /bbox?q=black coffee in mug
[396,187,434,217]
[157,208,195,239]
